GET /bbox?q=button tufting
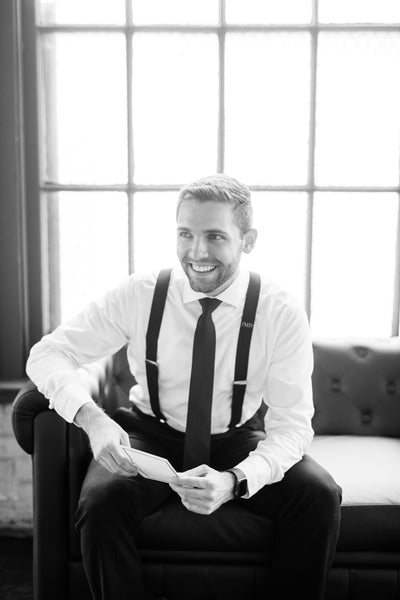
[331,378,342,392]
[361,411,372,425]
[386,381,396,394]
[355,346,368,358]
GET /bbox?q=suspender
[229,271,261,428]
[145,269,261,427]
[145,269,172,422]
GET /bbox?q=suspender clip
[233,380,247,385]
[145,359,158,367]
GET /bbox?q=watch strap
[226,468,247,498]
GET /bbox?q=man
[27,174,341,600]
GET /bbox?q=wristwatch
[226,468,248,498]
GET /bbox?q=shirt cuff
[49,383,95,424]
[234,454,274,499]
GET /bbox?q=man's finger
[179,464,209,478]
[170,484,211,501]
[182,499,212,515]
[120,431,131,447]
[109,447,139,475]
[97,455,119,475]
[171,475,210,489]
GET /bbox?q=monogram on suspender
[145,269,261,428]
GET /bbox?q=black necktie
[183,297,222,470]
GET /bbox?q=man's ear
[242,228,258,254]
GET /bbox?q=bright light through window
[38,1,400,337]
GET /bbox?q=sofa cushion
[308,435,400,552]
[308,435,400,506]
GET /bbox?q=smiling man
[176,187,257,295]
[26,174,341,600]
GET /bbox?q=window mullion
[305,0,319,319]
[392,195,400,336]
[217,0,225,173]
[126,0,134,273]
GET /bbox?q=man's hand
[74,403,138,477]
[169,464,236,515]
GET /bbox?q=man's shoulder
[256,274,305,318]
[116,266,183,297]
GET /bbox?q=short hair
[177,174,253,236]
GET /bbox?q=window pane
[242,192,308,305]
[225,0,312,24]
[315,33,400,187]
[131,0,219,25]
[225,33,311,185]
[319,0,400,24]
[131,34,219,184]
[133,192,179,272]
[311,193,398,338]
[38,0,126,24]
[48,192,129,324]
[40,34,128,185]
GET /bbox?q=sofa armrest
[12,381,49,454]
[12,355,114,455]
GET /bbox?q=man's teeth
[191,264,216,273]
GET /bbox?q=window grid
[36,0,400,335]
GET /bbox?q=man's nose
[189,238,209,261]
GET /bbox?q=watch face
[228,469,247,498]
[238,477,247,497]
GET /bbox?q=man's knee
[76,475,138,532]
[300,457,342,524]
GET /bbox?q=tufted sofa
[12,338,400,600]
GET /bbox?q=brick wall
[0,403,33,530]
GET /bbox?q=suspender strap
[145,268,172,422]
[145,269,261,427]
[229,272,261,429]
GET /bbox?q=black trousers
[75,411,342,600]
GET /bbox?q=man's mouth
[190,263,217,273]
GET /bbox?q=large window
[36,0,400,337]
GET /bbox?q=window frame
[22,0,400,340]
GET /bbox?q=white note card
[122,446,178,483]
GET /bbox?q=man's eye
[178,231,192,239]
[208,234,224,241]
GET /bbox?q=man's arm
[26,277,139,476]
[234,300,314,497]
[26,278,133,422]
[74,403,138,477]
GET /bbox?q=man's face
[177,198,252,296]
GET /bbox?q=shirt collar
[178,266,250,308]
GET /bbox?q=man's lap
[77,416,340,529]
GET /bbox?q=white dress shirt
[26,266,314,497]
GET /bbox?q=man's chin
[187,275,219,294]
[183,266,220,294]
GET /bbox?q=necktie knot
[199,297,221,316]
